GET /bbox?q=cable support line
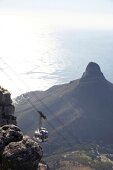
[14,83,70,108]
[0,62,74,149]
[0,58,80,144]
[1,58,80,144]
[0,58,76,107]
[20,95,74,148]
[14,79,80,116]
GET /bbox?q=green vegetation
[92,161,113,170]
[44,150,113,170]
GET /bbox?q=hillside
[14,62,113,153]
[44,148,113,170]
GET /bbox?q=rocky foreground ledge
[0,124,45,170]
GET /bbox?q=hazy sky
[0,0,113,14]
[0,0,113,30]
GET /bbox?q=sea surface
[0,29,113,98]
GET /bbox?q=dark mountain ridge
[15,62,113,152]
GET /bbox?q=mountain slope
[14,62,113,152]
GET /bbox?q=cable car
[33,111,48,143]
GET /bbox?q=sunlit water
[0,28,113,98]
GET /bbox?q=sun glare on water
[0,11,113,98]
[0,12,68,98]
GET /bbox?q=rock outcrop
[0,86,16,126]
[0,124,43,170]
[0,124,23,153]
[0,86,44,169]
[81,62,105,81]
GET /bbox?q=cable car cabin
[33,111,48,143]
[34,127,48,143]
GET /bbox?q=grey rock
[0,87,44,169]
[0,124,23,153]
[3,136,43,170]
[0,86,17,126]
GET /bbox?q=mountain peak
[86,62,101,73]
[81,62,105,81]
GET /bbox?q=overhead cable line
[0,58,75,148]
[0,57,80,144]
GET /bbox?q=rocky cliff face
[0,124,43,170]
[0,86,46,170]
[0,86,16,126]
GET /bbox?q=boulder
[0,124,23,153]
[3,136,43,170]
[0,125,43,170]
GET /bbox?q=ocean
[0,29,113,97]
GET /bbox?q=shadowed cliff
[15,62,113,153]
